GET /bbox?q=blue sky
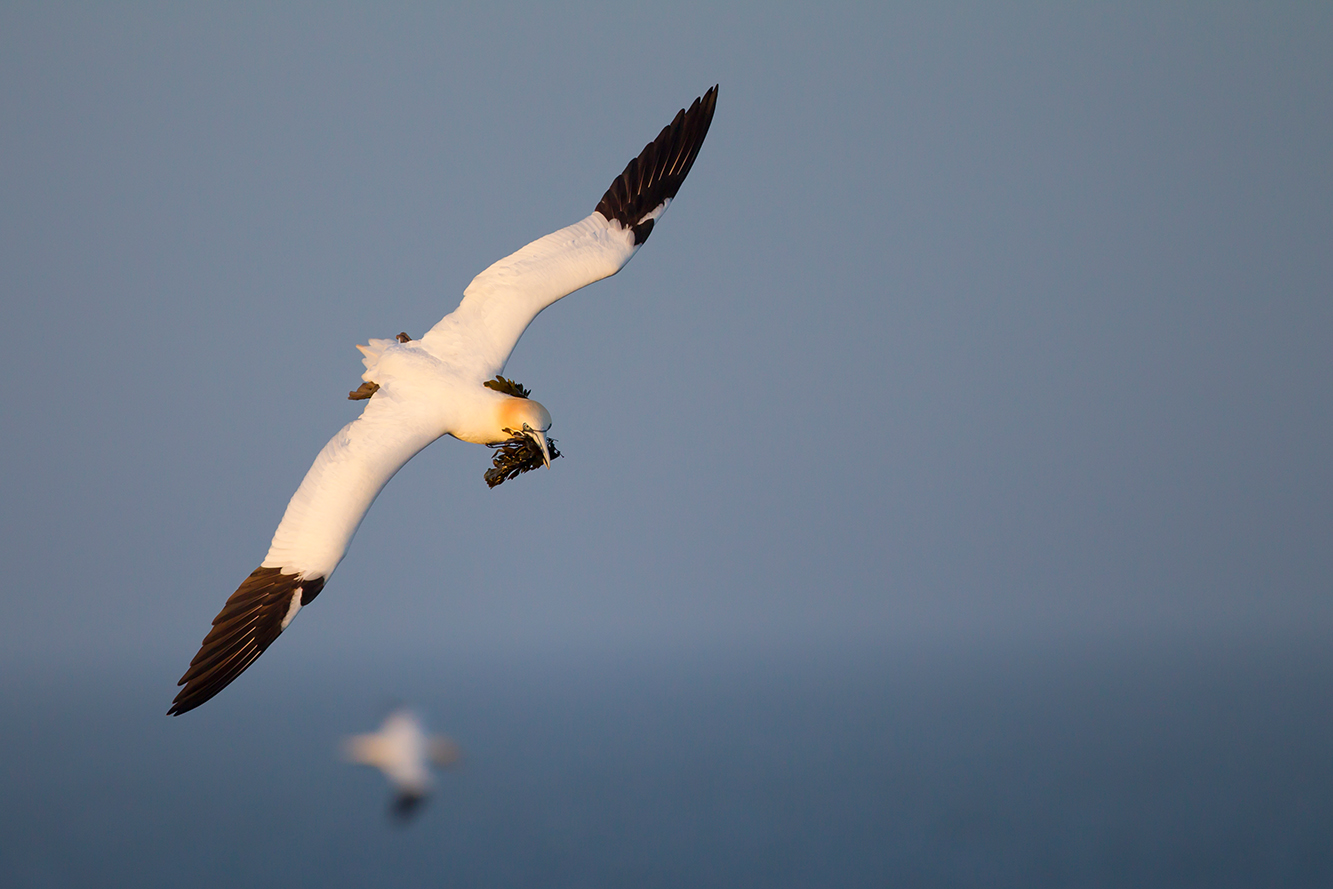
[2,1,1330,683]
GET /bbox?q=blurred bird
[343,708,461,821]
[168,86,718,715]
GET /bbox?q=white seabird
[169,87,718,715]
[343,708,461,820]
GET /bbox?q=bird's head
[498,398,553,465]
[486,397,560,488]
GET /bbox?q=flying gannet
[343,707,461,820]
[169,87,718,715]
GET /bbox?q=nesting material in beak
[484,426,560,488]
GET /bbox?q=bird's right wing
[419,86,718,381]
[169,394,442,716]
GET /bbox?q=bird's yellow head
[496,397,552,444]
[485,384,559,488]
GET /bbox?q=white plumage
[170,87,718,715]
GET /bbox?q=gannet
[168,87,718,715]
[343,708,461,820]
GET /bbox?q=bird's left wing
[169,394,442,715]
[419,86,718,380]
[430,737,462,767]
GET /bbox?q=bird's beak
[525,425,552,469]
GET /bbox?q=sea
[2,633,1330,887]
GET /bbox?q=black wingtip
[594,85,719,245]
[167,567,325,716]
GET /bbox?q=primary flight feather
[170,86,718,715]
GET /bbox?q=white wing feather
[262,394,442,578]
[419,212,638,381]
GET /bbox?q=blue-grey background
[2,2,1330,886]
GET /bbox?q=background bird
[168,86,718,716]
[343,707,461,821]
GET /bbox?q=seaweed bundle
[484,429,561,488]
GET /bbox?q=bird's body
[170,87,718,715]
[260,349,551,580]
